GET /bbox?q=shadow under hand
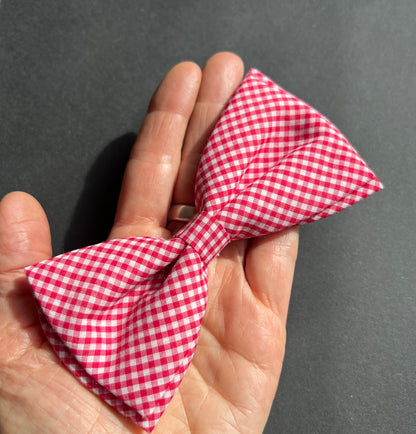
[64,133,136,252]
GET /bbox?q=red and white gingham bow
[25,69,382,432]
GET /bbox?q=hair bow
[25,69,382,432]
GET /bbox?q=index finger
[109,62,202,240]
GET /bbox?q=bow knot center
[175,211,230,264]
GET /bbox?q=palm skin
[0,53,298,433]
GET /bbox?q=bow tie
[25,69,382,432]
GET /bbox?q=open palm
[0,52,298,433]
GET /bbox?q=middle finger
[172,52,245,207]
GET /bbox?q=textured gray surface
[1,1,415,432]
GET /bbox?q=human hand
[0,52,298,433]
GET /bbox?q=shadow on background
[64,133,136,251]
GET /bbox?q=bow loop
[193,68,381,242]
[26,236,210,431]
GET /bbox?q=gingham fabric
[25,69,382,432]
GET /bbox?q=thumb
[0,191,52,275]
[0,191,52,358]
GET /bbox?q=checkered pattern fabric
[25,69,382,432]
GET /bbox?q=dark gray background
[1,1,414,433]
